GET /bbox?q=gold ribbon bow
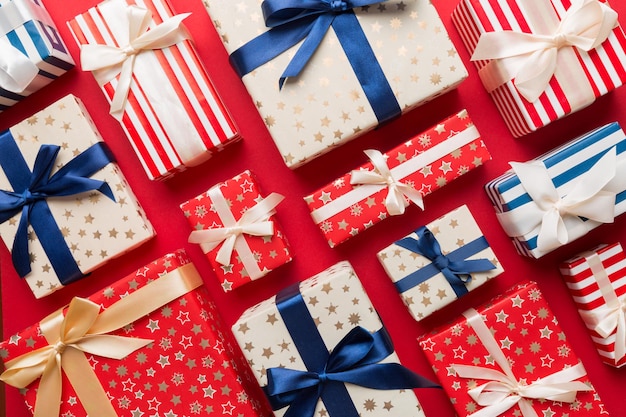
[189,192,285,268]
[0,262,203,417]
[80,5,190,120]
[350,149,424,215]
[472,0,617,102]
[452,308,592,417]
[497,147,619,254]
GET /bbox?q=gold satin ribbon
[1,262,203,417]
[80,5,190,120]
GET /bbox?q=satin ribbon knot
[433,254,450,271]
[80,6,191,120]
[53,341,67,355]
[329,0,348,12]
[350,149,424,216]
[471,0,618,102]
[497,146,618,254]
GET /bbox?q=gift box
[67,0,240,181]
[419,281,606,417]
[452,0,626,138]
[181,170,291,292]
[204,0,468,168]
[485,122,626,258]
[305,110,490,247]
[560,242,626,367]
[0,250,273,417]
[232,261,438,417]
[0,94,154,298]
[0,0,74,111]
[377,204,504,322]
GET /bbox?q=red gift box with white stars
[419,281,606,417]
[181,170,292,292]
[0,250,273,417]
[304,110,491,247]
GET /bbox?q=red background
[2,0,626,416]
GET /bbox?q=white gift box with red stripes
[560,242,626,367]
[68,0,240,181]
[452,0,626,138]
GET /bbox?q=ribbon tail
[329,363,440,390]
[537,208,570,252]
[615,310,626,362]
[215,234,238,266]
[385,186,408,216]
[12,206,32,277]
[514,48,558,103]
[109,56,137,120]
[33,354,62,417]
[0,39,39,93]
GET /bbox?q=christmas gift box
[452,0,626,138]
[232,261,439,417]
[204,0,468,168]
[0,94,154,298]
[305,110,490,247]
[377,204,504,322]
[0,250,273,417]
[181,170,292,292]
[560,242,626,367]
[419,281,606,417]
[485,122,626,258]
[67,0,240,181]
[0,0,74,111]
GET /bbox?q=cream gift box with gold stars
[203,0,468,168]
[232,261,431,417]
[377,204,504,321]
[0,94,155,298]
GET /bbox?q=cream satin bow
[497,147,617,253]
[471,0,617,102]
[350,149,424,215]
[0,297,152,417]
[188,193,284,266]
[0,38,38,93]
[80,5,190,119]
[453,309,592,417]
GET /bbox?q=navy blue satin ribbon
[229,0,401,123]
[266,281,438,417]
[394,226,496,298]
[0,131,115,284]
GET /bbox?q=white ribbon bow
[497,147,617,253]
[188,193,284,266]
[578,253,626,361]
[350,149,424,215]
[0,38,38,93]
[453,308,592,417]
[80,6,190,120]
[471,0,617,102]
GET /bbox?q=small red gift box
[419,281,606,417]
[0,250,272,417]
[560,242,626,367]
[181,170,292,291]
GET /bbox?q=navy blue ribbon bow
[229,0,401,123]
[394,226,496,298]
[266,281,439,417]
[0,132,115,284]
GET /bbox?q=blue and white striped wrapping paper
[0,0,73,111]
[485,123,626,258]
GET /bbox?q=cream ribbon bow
[0,38,38,93]
[80,5,190,120]
[471,0,617,102]
[350,149,424,215]
[579,253,626,361]
[0,297,152,417]
[189,192,285,266]
[497,147,617,253]
[453,308,592,417]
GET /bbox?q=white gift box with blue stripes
[0,0,73,111]
[486,123,626,258]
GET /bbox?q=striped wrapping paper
[560,242,626,367]
[485,122,626,258]
[452,0,626,138]
[0,0,74,111]
[68,0,240,181]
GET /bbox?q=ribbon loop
[0,38,39,93]
[471,0,617,102]
[80,6,190,120]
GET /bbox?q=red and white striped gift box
[560,242,626,367]
[68,0,240,181]
[452,0,626,138]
